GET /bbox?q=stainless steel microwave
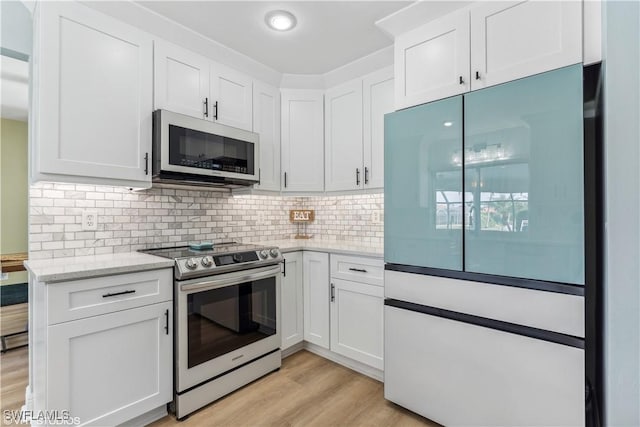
[152,110,259,187]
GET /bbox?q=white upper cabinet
[470,0,582,90]
[281,90,325,192]
[253,82,281,191]
[395,2,583,108]
[33,1,153,187]
[154,42,253,131]
[154,41,210,119]
[363,66,394,190]
[324,67,394,193]
[210,63,253,131]
[324,79,364,191]
[395,10,470,109]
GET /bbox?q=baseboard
[303,342,384,382]
[118,405,167,427]
[281,342,305,358]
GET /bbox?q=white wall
[0,1,31,59]
[603,0,640,425]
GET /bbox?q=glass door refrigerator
[383,63,602,427]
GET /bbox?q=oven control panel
[175,247,282,279]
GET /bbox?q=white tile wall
[28,183,384,259]
[301,193,384,244]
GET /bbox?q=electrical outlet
[82,210,98,231]
[371,210,382,224]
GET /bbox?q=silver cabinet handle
[284,172,288,188]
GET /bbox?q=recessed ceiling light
[265,10,297,32]
[443,121,453,127]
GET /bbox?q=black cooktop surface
[140,242,265,260]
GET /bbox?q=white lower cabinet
[47,302,172,426]
[281,252,304,350]
[302,252,330,348]
[31,268,173,427]
[330,278,384,369]
[291,251,385,372]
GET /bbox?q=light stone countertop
[254,239,383,258]
[24,239,382,283]
[24,252,175,283]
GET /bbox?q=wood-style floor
[1,346,435,427]
[1,346,29,424]
[151,350,436,427]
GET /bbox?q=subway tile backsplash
[29,183,383,259]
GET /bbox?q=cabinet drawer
[47,269,173,325]
[384,305,584,426]
[330,254,383,286]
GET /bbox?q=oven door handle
[179,265,281,292]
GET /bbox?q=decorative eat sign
[289,210,315,223]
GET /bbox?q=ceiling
[1,55,29,122]
[136,1,411,74]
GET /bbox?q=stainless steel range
[141,243,283,419]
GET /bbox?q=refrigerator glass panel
[464,64,584,284]
[385,96,463,270]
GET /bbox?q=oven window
[169,124,255,175]
[187,277,276,368]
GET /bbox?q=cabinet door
[281,90,325,192]
[35,1,152,185]
[281,252,303,350]
[363,67,394,190]
[154,41,210,119]
[324,79,363,191]
[470,1,582,90]
[47,302,172,426]
[395,9,470,109]
[210,63,253,131]
[253,81,281,191]
[303,252,330,348]
[330,279,383,369]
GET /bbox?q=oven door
[176,264,281,392]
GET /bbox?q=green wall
[1,118,28,285]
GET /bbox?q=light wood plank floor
[1,347,437,426]
[151,351,437,427]
[1,346,29,425]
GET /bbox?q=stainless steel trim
[179,265,282,292]
[157,109,260,183]
[176,264,281,393]
[176,256,282,280]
